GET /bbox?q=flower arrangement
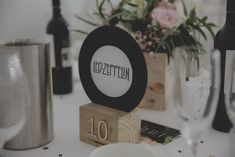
[75,0,216,61]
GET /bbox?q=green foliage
[75,0,216,63]
[164,136,174,144]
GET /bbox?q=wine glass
[224,51,235,154]
[171,49,221,157]
[0,42,29,155]
[224,51,235,124]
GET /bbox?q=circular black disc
[79,25,147,112]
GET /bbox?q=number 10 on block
[80,103,140,146]
[88,117,108,141]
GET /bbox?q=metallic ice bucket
[2,40,54,150]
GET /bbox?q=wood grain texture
[80,103,140,146]
[139,53,167,111]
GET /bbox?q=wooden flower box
[139,53,168,111]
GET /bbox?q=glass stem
[0,142,3,157]
[190,141,198,157]
[0,140,4,157]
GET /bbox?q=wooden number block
[80,103,141,146]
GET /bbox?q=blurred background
[0,0,226,42]
[0,0,93,42]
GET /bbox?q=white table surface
[2,60,232,157]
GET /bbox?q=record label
[79,26,147,112]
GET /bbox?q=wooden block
[139,53,167,111]
[80,103,141,146]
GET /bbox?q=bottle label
[61,47,72,68]
[224,50,235,94]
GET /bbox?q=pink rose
[151,8,182,29]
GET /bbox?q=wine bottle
[213,0,235,132]
[46,0,73,94]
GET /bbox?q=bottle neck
[225,0,235,27]
[53,7,61,18]
[225,12,235,27]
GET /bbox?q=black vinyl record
[79,26,147,112]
